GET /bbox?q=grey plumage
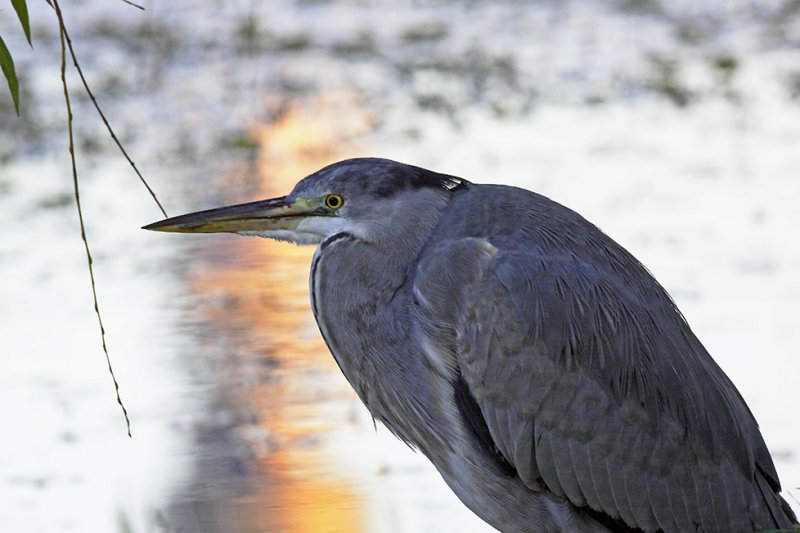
[145,158,798,532]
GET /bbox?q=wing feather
[552,434,586,506]
[603,455,636,526]
[535,428,564,498]
[586,443,616,517]
[567,440,592,507]
[510,416,537,482]
[622,457,657,530]
[673,476,695,532]
[644,475,677,533]
[412,220,795,531]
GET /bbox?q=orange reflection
[254,90,374,198]
[190,90,374,532]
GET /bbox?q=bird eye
[325,194,344,209]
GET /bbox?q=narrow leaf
[11,0,32,46]
[0,34,20,114]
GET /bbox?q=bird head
[143,158,468,246]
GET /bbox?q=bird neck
[310,189,454,443]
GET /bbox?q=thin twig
[56,8,167,218]
[120,0,146,11]
[55,0,132,438]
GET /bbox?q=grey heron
[145,158,797,532]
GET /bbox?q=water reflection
[168,92,373,532]
[4,2,799,532]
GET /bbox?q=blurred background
[1,0,799,531]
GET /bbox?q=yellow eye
[325,194,344,209]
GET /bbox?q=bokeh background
[1,1,799,532]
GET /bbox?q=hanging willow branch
[2,0,169,437]
[53,0,135,437]
[52,3,167,218]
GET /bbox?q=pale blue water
[1,1,798,531]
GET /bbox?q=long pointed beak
[142,196,322,234]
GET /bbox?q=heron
[145,158,797,532]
